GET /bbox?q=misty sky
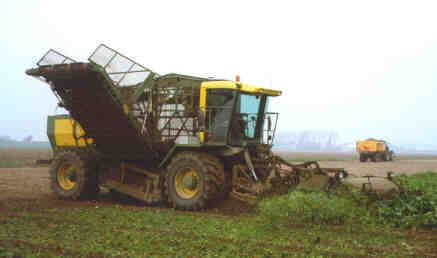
[1,0,437,148]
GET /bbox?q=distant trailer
[356,138,394,162]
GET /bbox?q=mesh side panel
[107,54,132,73]
[119,71,152,86]
[109,73,124,83]
[156,101,200,143]
[37,49,76,66]
[90,45,113,67]
[89,44,155,87]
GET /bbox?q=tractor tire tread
[49,151,98,200]
[165,151,226,210]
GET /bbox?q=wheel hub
[57,163,77,190]
[174,168,200,199]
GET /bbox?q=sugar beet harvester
[26,44,346,210]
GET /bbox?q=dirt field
[0,167,256,216]
[1,159,436,214]
[319,159,437,193]
[319,159,437,177]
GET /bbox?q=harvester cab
[26,44,347,210]
[200,81,280,147]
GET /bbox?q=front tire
[165,152,225,210]
[49,151,98,200]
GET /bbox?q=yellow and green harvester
[27,44,346,210]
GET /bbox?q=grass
[1,204,433,257]
[1,173,437,257]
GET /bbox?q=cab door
[204,89,236,144]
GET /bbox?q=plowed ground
[0,167,255,216]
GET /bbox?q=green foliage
[377,172,437,227]
[1,202,433,257]
[259,190,369,227]
[259,172,437,227]
[259,172,437,229]
[1,172,436,256]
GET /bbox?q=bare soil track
[0,167,254,216]
[1,159,436,215]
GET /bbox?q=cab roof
[156,73,282,96]
[201,81,282,97]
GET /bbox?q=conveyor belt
[26,63,159,160]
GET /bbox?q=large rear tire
[49,151,98,200]
[359,154,366,162]
[165,151,225,210]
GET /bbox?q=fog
[1,0,437,150]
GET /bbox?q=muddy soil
[1,159,436,215]
[0,167,254,216]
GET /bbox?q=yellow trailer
[356,138,394,162]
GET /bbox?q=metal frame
[37,49,76,67]
[88,44,156,87]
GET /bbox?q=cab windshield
[236,93,262,138]
[205,89,274,146]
